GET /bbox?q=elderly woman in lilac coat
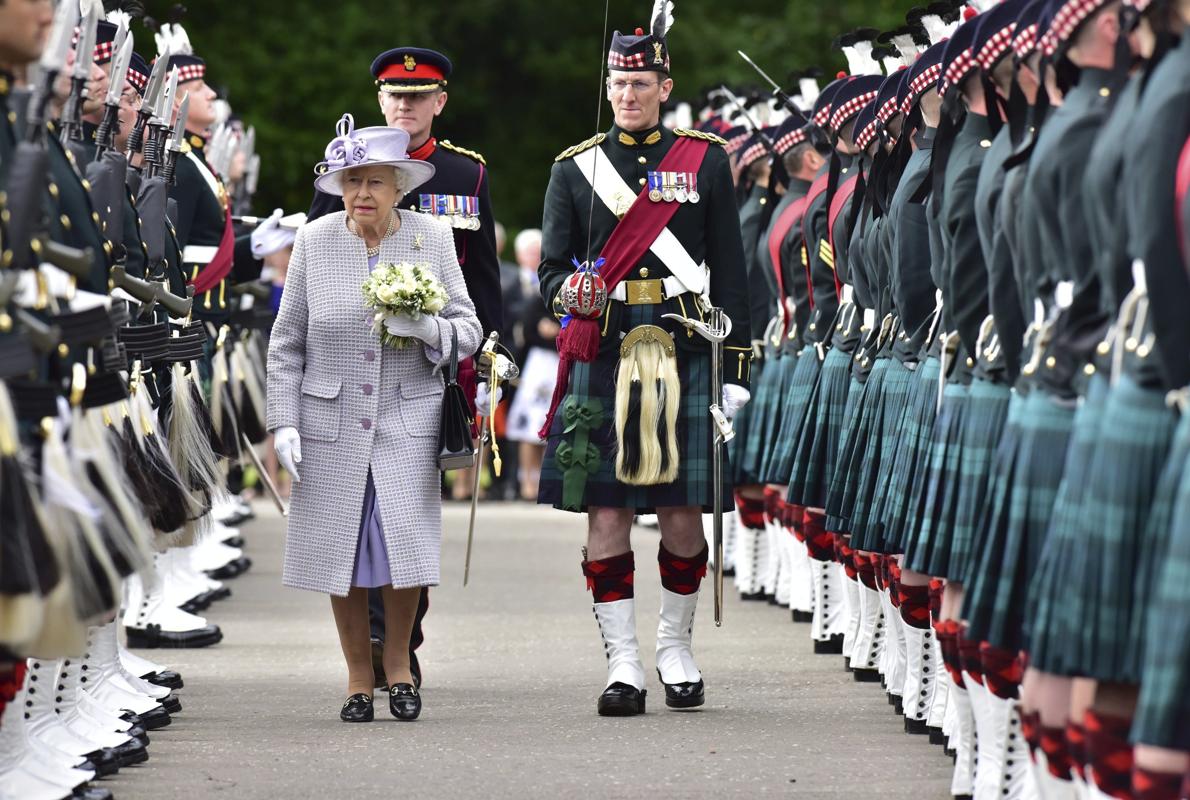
[267,116,481,722]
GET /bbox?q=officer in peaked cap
[308,46,503,343]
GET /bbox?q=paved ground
[108,502,954,799]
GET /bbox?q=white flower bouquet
[361,262,449,348]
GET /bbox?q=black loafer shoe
[144,669,184,690]
[660,677,705,710]
[370,638,387,690]
[597,682,646,716]
[126,623,223,649]
[388,683,421,720]
[340,693,374,722]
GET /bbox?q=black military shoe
[126,623,223,649]
[112,739,149,767]
[84,748,122,777]
[813,634,845,654]
[597,682,646,716]
[72,785,114,800]
[340,693,374,723]
[791,609,813,623]
[145,669,184,690]
[122,707,171,730]
[160,693,182,714]
[660,677,705,710]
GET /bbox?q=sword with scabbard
[662,309,735,626]
[464,332,519,586]
[737,50,805,116]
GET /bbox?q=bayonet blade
[153,68,178,125]
[141,51,170,118]
[104,29,133,107]
[737,50,783,94]
[72,5,101,82]
[39,0,79,74]
[170,92,190,146]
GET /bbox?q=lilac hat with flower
[313,113,436,196]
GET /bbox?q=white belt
[183,245,219,264]
[609,275,687,303]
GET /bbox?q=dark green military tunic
[738,183,774,343]
[537,123,751,512]
[803,159,846,343]
[885,129,937,357]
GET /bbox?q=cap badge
[652,42,664,64]
[404,54,416,71]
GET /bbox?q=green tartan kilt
[962,389,1074,654]
[750,350,799,484]
[904,381,970,574]
[880,356,941,552]
[841,357,905,549]
[865,358,922,552]
[729,356,764,485]
[1066,375,1176,682]
[787,345,853,508]
[761,344,820,485]
[538,308,723,514]
[1133,411,1190,750]
[1027,374,1110,673]
[823,366,871,533]
[950,378,1011,585]
[736,352,781,484]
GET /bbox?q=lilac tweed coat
[266,210,481,595]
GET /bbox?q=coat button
[364,350,375,362]
[362,383,374,395]
[361,419,372,430]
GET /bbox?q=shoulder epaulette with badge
[674,128,728,146]
[440,139,486,165]
[555,133,607,162]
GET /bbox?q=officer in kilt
[537,0,752,716]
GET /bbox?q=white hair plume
[651,0,675,40]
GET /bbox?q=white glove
[721,384,751,421]
[274,426,302,482]
[475,383,503,417]
[383,313,438,345]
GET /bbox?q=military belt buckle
[624,279,664,305]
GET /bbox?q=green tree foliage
[143,0,904,228]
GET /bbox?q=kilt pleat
[1134,411,1190,751]
[880,357,942,552]
[787,345,853,507]
[1026,375,1110,673]
[825,360,889,534]
[1076,376,1177,682]
[732,355,773,484]
[539,304,720,513]
[945,378,1011,583]
[848,358,912,551]
[753,350,801,483]
[904,382,971,576]
[963,390,1074,653]
[762,345,821,484]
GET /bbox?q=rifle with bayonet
[85,29,133,257]
[144,69,178,180]
[93,29,133,158]
[125,50,169,159]
[58,3,99,151]
[4,0,93,279]
[737,50,804,117]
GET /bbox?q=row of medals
[647,171,700,204]
[441,215,483,231]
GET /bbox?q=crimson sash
[799,173,830,311]
[188,210,236,295]
[765,195,809,337]
[1177,135,1190,261]
[595,136,710,290]
[826,174,859,297]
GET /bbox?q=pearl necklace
[352,212,396,258]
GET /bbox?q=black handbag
[438,325,476,471]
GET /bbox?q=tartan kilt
[962,390,1074,653]
[880,357,941,552]
[1134,412,1190,750]
[950,378,1011,585]
[1027,375,1110,673]
[751,350,799,483]
[787,345,854,508]
[842,357,905,550]
[729,356,765,485]
[826,362,886,534]
[761,345,820,484]
[538,305,722,514]
[1069,375,1177,682]
[904,381,970,575]
[864,358,921,552]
